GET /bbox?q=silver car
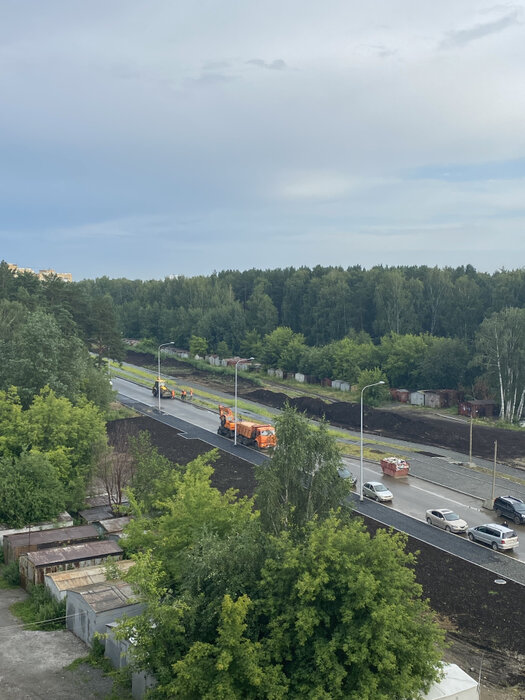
[426,508,468,534]
[467,524,519,551]
[363,481,393,503]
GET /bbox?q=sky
[2,1,525,281]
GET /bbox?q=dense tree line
[79,264,525,348]
[0,262,121,524]
[0,262,124,407]
[4,261,525,418]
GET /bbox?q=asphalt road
[113,376,525,584]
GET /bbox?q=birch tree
[475,307,525,422]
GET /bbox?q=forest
[81,263,525,421]
[2,261,525,421]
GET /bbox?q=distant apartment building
[7,262,72,283]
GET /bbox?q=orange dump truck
[217,405,276,449]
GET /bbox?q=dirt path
[0,587,114,699]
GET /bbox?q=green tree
[245,283,279,338]
[239,330,263,360]
[0,451,65,527]
[418,337,471,390]
[260,327,303,368]
[167,595,287,700]
[88,294,126,367]
[356,369,390,406]
[127,431,173,514]
[331,335,378,384]
[475,307,525,422]
[24,388,107,508]
[373,269,423,336]
[256,406,350,535]
[189,335,208,357]
[256,514,444,699]
[0,307,88,407]
[378,333,431,388]
[125,451,257,586]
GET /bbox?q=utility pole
[491,440,498,504]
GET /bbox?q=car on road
[363,481,393,503]
[337,466,357,487]
[493,496,525,525]
[467,524,519,551]
[426,508,468,534]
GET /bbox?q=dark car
[493,496,525,525]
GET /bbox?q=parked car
[338,466,357,487]
[467,524,519,551]
[426,508,468,534]
[493,496,525,525]
[363,481,393,502]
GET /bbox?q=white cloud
[2,1,525,278]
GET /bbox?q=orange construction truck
[217,405,276,449]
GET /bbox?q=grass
[65,637,133,699]
[9,584,66,630]
[111,361,278,423]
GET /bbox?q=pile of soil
[107,415,525,694]
[125,349,525,462]
[107,416,257,497]
[245,389,525,464]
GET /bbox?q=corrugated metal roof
[5,524,99,547]
[69,580,138,612]
[99,517,131,533]
[45,560,135,591]
[78,506,114,523]
[27,540,122,566]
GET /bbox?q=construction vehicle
[152,379,175,399]
[217,405,277,449]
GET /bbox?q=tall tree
[475,307,525,422]
[255,406,350,535]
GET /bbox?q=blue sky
[2,1,525,281]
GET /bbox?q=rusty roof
[45,560,135,591]
[4,524,99,548]
[98,517,131,533]
[68,580,138,612]
[26,540,122,567]
[78,506,114,523]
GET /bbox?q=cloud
[185,72,236,88]
[246,58,287,70]
[440,8,522,49]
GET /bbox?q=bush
[2,561,20,586]
[10,584,66,630]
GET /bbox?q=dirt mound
[107,417,257,497]
[244,390,525,463]
[244,389,290,408]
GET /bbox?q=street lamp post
[360,380,385,501]
[234,356,254,446]
[157,342,175,413]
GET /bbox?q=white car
[363,481,393,502]
[426,508,468,534]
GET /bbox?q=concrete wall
[132,671,157,699]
